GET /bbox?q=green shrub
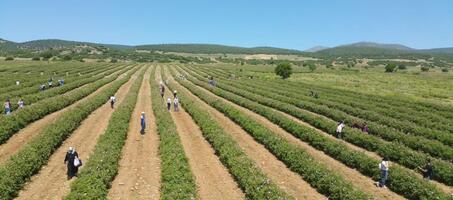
[275,62,292,79]
[65,67,144,199]
[442,68,449,72]
[31,57,40,61]
[421,66,430,72]
[385,63,397,72]
[5,56,14,61]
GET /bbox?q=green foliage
[149,67,198,200]
[397,64,406,70]
[110,58,118,63]
[184,66,452,200]
[274,62,292,79]
[65,67,144,199]
[31,57,40,61]
[4,56,14,61]
[442,68,449,72]
[165,70,293,199]
[62,55,72,61]
[421,66,430,72]
[308,63,317,71]
[385,63,397,72]
[197,66,453,185]
[0,66,134,144]
[0,68,135,200]
[172,67,371,200]
[40,51,54,59]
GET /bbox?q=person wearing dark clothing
[362,123,369,133]
[160,85,165,98]
[140,112,146,134]
[421,160,434,180]
[64,147,81,180]
[173,90,177,98]
[167,97,172,111]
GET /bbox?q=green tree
[4,57,14,61]
[40,51,53,59]
[62,55,72,61]
[385,63,397,73]
[398,64,407,70]
[32,57,40,61]
[421,66,430,72]
[308,64,317,72]
[441,68,449,72]
[275,62,292,79]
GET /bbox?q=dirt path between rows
[0,67,133,164]
[186,67,453,194]
[14,68,141,200]
[159,67,245,200]
[167,70,325,200]
[273,104,453,194]
[107,67,161,200]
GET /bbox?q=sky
[1,0,453,50]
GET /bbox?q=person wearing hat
[140,112,146,134]
[64,147,81,180]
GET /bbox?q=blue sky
[1,0,452,50]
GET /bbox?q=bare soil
[159,67,245,200]
[14,68,140,200]
[167,69,326,200]
[0,68,131,164]
[107,66,161,200]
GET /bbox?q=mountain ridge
[1,38,453,55]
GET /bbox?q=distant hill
[0,38,303,55]
[417,47,453,54]
[342,42,413,51]
[1,38,453,57]
[135,44,303,54]
[305,46,329,52]
[0,38,133,52]
[316,42,415,56]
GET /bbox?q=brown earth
[158,67,246,200]
[0,66,132,164]
[107,66,161,200]
[14,67,141,200]
[166,68,326,200]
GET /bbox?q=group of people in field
[335,120,434,188]
[39,78,64,91]
[3,98,25,115]
[159,81,179,112]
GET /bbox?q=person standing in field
[110,95,116,109]
[336,120,345,139]
[173,90,177,98]
[48,78,53,88]
[173,97,179,112]
[160,82,165,98]
[362,122,369,134]
[4,99,11,115]
[18,98,24,109]
[420,159,434,180]
[140,112,146,135]
[376,157,390,188]
[64,147,81,180]
[167,97,172,111]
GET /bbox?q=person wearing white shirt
[377,157,390,188]
[336,121,345,139]
[173,97,179,112]
[110,96,116,109]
